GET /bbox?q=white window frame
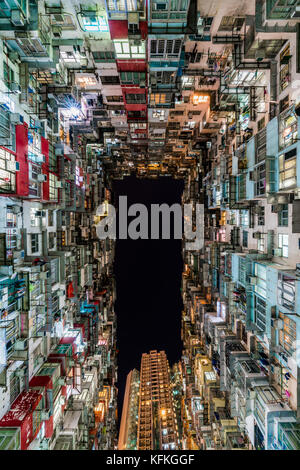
[113,40,145,59]
[278,233,289,257]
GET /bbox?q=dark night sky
[113,176,184,422]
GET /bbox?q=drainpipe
[270,60,278,116]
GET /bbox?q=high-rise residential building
[118,369,140,450]
[0,0,300,451]
[137,351,179,450]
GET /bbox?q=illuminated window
[181,75,194,88]
[82,16,109,32]
[29,163,41,197]
[6,207,17,228]
[107,0,141,12]
[192,93,209,105]
[204,371,216,381]
[279,311,296,355]
[279,149,297,189]
[129,122,147,130]
[75,75,98,88]
[113,40,145,59]
[257,236,265,254]
[0,148,16,193]
[279,110,298,150]
[49,173,58,201]
[150,93,167,104]
[278,233,289,257]
[30,208,39,227]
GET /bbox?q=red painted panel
[122,84,147,114]
[124,103,147,112]
[0,390,42,450]
[122,86,146,96]
[29,375,53,390]
[47,355,67,376]
[44,415,53,439]
[74,323,86,340]
[108,19,147,39]
[15,123,29,197]
[140,21,147,39]
[108,20,128,39]
[41,136,49,201]
[67,281,75,298]
[117,60,147,72]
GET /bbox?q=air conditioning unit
[15,367,26,378]
[12,205,22,214]
[252,232,262,239]
[14,339,28,350]
[39,272,49,280]
[37,174,47,182]
[130,39,141,47]
[55,147,64,156]
[52,25,62,38]
[253,205,262,215]
[128,12,139,30]
[273,318,284,330]
[55,181,64,188]
[272,204,283,213]
[8,51,19,62]
[57,377,65,386]
[14,250,25,259]
[11,9,25,27]
[292,5,300,17]
[10,113,22,124]
[41,409,52,421]
[36,154,45,163]
[255,49,265,61]
[272,248,282,257]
